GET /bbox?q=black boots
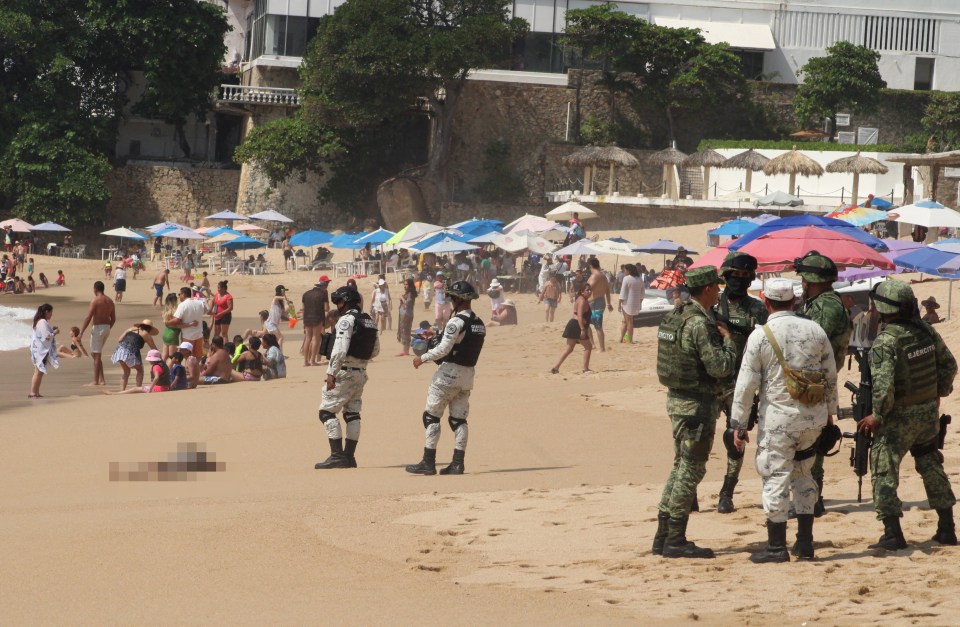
[661,517,715,559]
[717,477,737,514]
[651,511,670,555]
[791,514,815,559]
[869,516,908,550]
[439,449,465,475]
[814,477,825,517]
[315,438,354,469]
[405,448,437,475]
[933,507,958,545]
[690,492,699,513]
[750,520,789,563]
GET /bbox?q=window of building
[915,57,934,91]
[735,50,764,80]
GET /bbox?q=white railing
[219,85,300,106]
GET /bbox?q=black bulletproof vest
[446,311,486,367]
[345,310,378,360]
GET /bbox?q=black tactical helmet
[445,280,479,300]
[720,252,758,279]
[330,286,361,305]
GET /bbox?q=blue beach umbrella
[289,230,334,247]
[859,196,893,209]
[220,235,267,250]
[205,227,243,238]
[728,214,887,252]
[353,228,395,245]
[708,219,758,237]
[408,231,475,251]
[331,233,367,249]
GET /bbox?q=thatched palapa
[718,149,770,194]
[763,146,824,196]
[683,148,726,200]
[826,152,889,205]
[647,146,688,199]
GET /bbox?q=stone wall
[105,164,240,227]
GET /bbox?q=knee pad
[344,412,361,423]
[448,416,467,432]
[422,412,441,429]
[319,410,338,424]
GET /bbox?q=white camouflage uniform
[731,310,838,522]
[420,311,477,450]
[320,308,380,441]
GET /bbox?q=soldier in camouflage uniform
[714,252,768,514]
[653,266,737,559]
[858,280,958,550]
[795,251,851,516]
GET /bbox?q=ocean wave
[0,304,36,351]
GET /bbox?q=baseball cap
[377,278,386,285]
[763,278,795,302]
[178,341,194,351]
[317,275,330,284]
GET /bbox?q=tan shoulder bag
[762,324,826,405]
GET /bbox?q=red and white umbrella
[738,226,895,272]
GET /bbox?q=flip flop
[27,394,43,398]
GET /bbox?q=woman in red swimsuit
[212,280,234,341]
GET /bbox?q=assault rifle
[838,348,873,503]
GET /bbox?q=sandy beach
[4,222,960,625]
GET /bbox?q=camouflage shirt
[666,300,738,418]
[714,293,768,390]
[870,319,957,423]
[799,290,851,370]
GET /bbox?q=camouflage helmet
[870,279,915,315]
[720,252,758,279]
[794,251,838,283]
[445,280,479,300]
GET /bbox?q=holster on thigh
[910,438,944,466]
[680,416,711,461]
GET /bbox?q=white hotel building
[232,0,960,90]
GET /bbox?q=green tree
[0,0,229,224]
[562,8,745,145]
[794,41,886,141]
[921,92,960,152]
[302,0,526,194]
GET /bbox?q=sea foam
[0,305,35,351]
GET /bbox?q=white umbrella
[234,223,267,232]
[146,221,190,233]
[247,209,293,223]
[30,221,71,232]
[492,232,531,252]
[526,235,558,254]
[888,199,960,228]
[545,201,598,221]
[206,232,242,244]
[101,227,148,241]
[590,239,639,256]
[389,221,447,244]
[468,230,502,244]
[204,210,247,221]
[157,227,206,240]
[0,218,34,232]
[502,214,559,234]
[553,239,602,256]
[417,237,478,254]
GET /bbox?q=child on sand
[56,270,65,286]
[539,273,561,322]
[57,326,89,359]
[38,272,49,288]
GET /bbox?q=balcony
[219,85,300,107]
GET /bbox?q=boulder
[376,176,441,230]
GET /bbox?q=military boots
[933,508,958,545]
[717,477,737,514]
[651,512,670,555]
[405,448,437,475]
[791,514,815,559]
[661,517,715,559]
[315,438,353,469]
[813,477,826,518]
[869,516,908,550]
[750,520,790,563]
[439,449,466,475]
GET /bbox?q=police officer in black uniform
[406,281,486,475]
[315,286,380,469]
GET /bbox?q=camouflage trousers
[755,426,821,523]
[870,406,956,521]
[658,410,719,520]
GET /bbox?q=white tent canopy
[545,201,597,221]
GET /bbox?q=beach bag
[761,325,826,405]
